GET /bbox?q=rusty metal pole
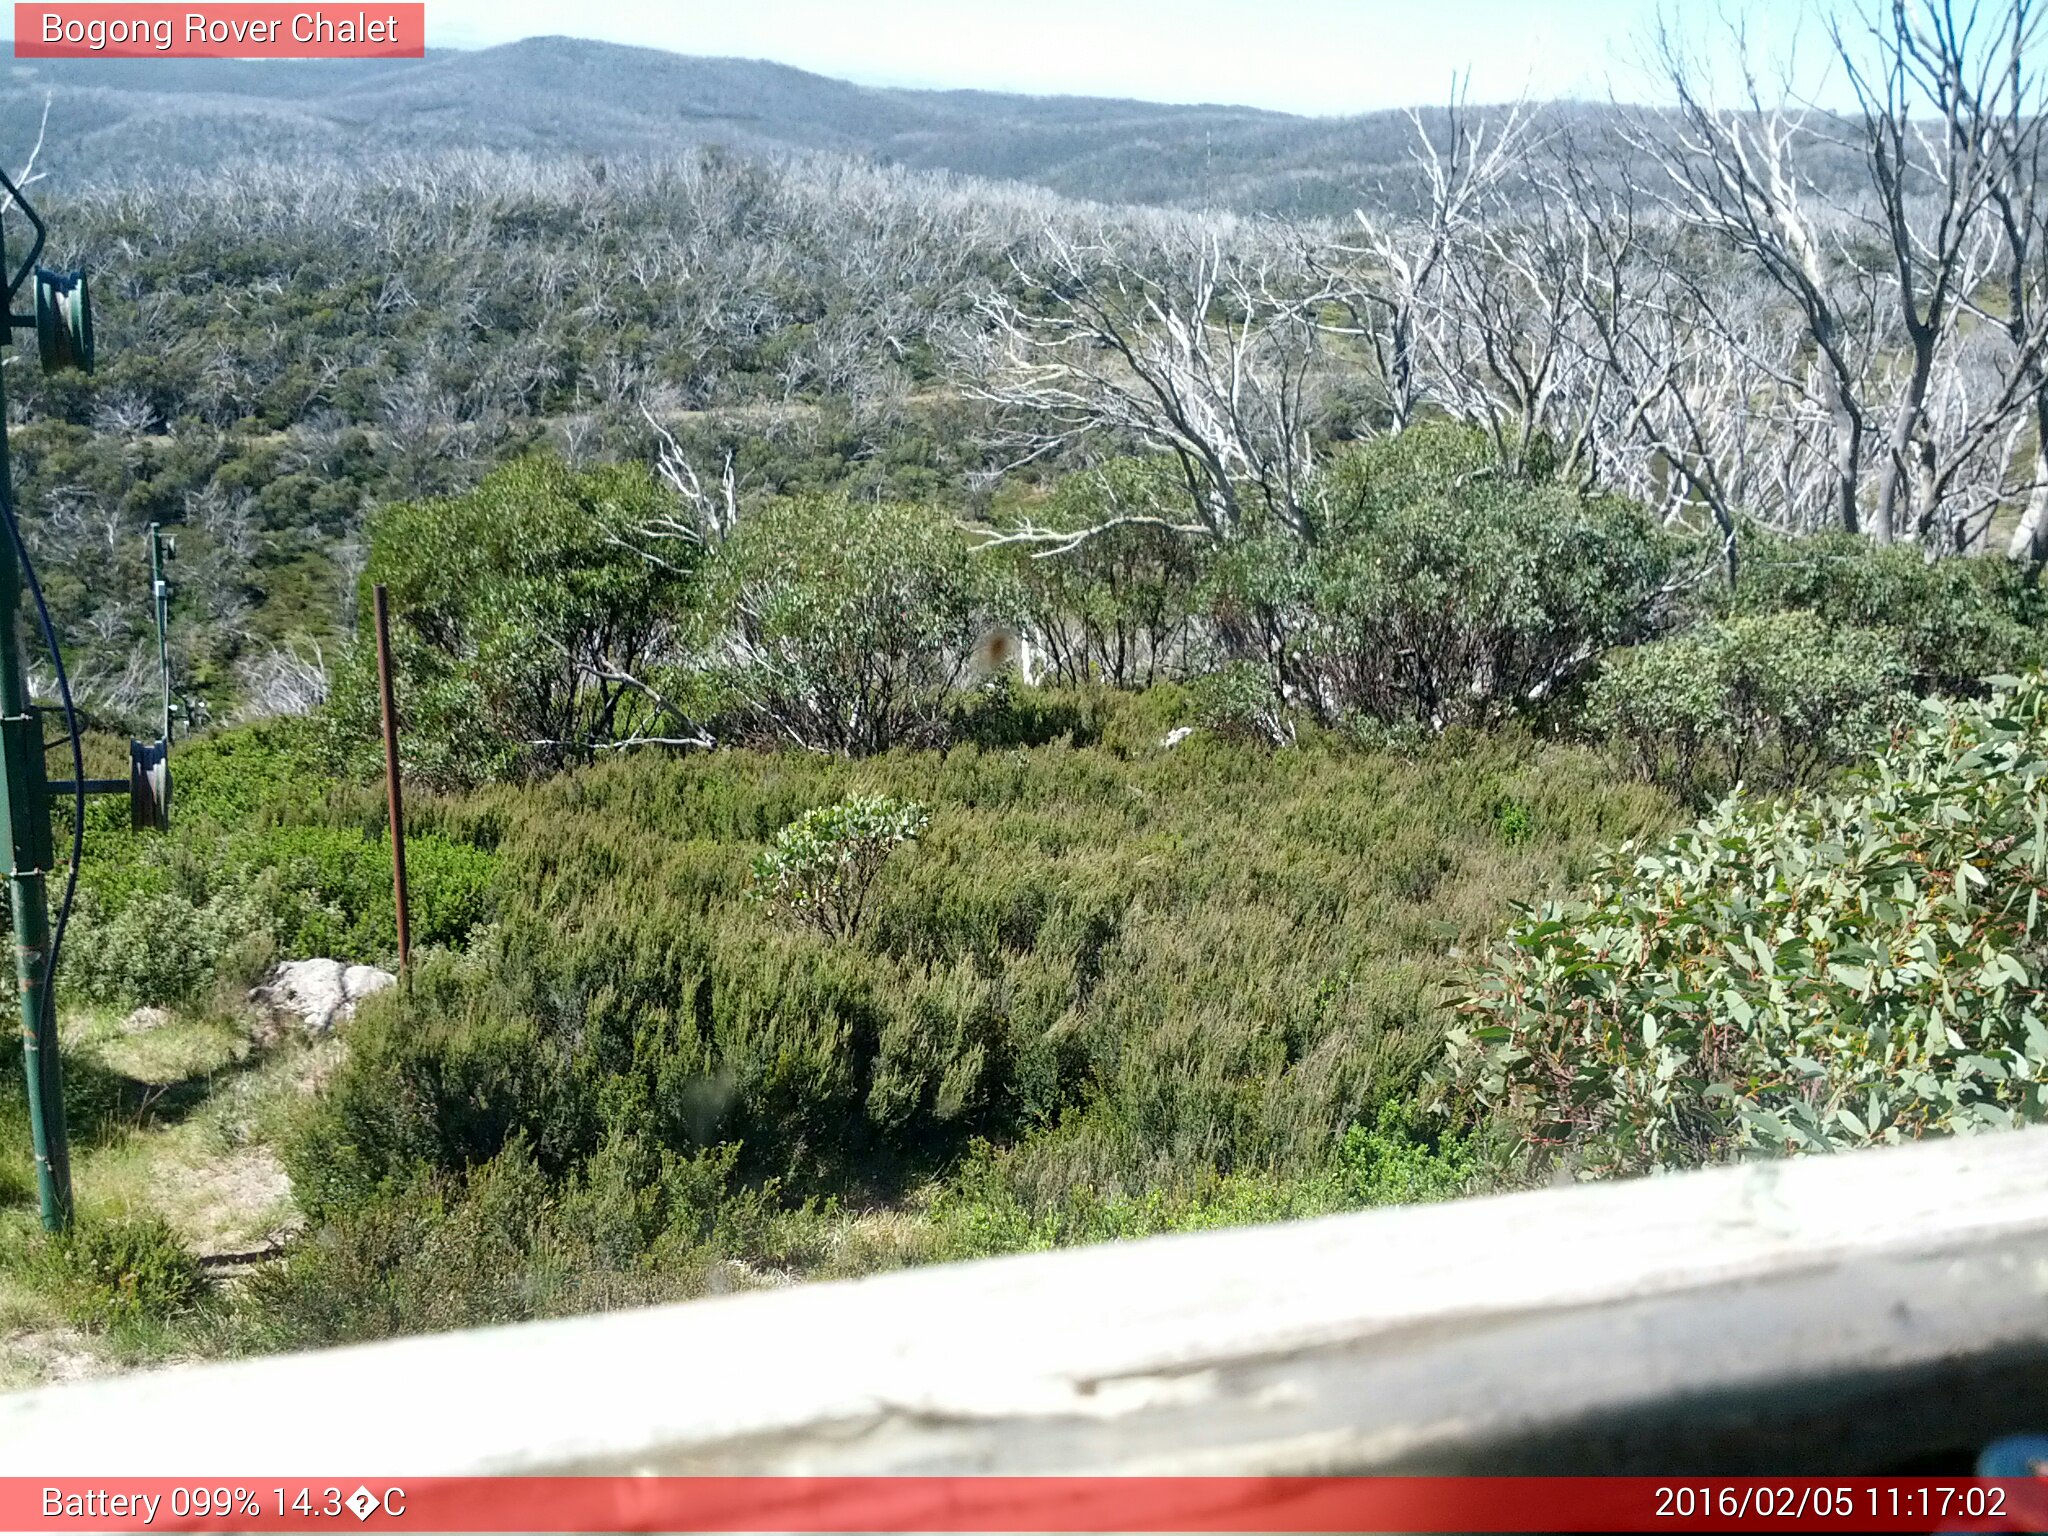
[372,584,411,975]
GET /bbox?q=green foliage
[928,1100,1478,1257]
[1448,674,2048,1178]
[1212,425,1675,731]
[1725,530,2045,694]
[709,496,1009,754]
[1492,797,1535,847]
[43,1215,211,1331]
[65,889,261,1010]
[332,455,706,787]
[216,825,496,962]
[281,732,1670,1245]
[1331,1096,1480,1204]
[61,723,498,1007]
[244,1142,557,1346]
[994,459,1206,689]
[1588,612,1912,800]
[945,680,1202,759]
[750,795,930,939]
[240,1133,819,1349]
[1320,419,1506,518]
[1188,661,1298,747]
[166,718,331,826]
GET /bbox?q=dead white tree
[1426,175,1616,475]
[1551,158,1744,565]
[1634,19,1880,537]
[641,407,740,552]
[1833,0,2019,544]
[971,226,1338,549]
[1920,0,2048,564]
[232,641,331,721]
[1324,85,1536,430]
[1918,322,2040,550]
[0,95,50,218]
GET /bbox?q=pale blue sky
[426,0,1840,116]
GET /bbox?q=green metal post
[0,214,72,1232]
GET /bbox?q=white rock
[1159,726,1195,749]
[342,965,397,1006]
[250,957,397,1034]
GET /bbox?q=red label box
[13,4,425,58]
[3,1477,2048,1533]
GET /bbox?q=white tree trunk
[2007,475,2048,565]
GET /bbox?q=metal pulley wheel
[34,268,93,376]
[130,736,170,833]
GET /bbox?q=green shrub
[244,1135,810,1350]
[1492,797,1535,847]
[1187,661,1297,746]
[1329,1097,1480,1205]
[947,676,1108,750]
[993,458,1207,689]
[1448,674,2048,1178]
[65,820,495,1005]
[949,679,1201,757]
[929,1101,1477,1258]
[59,721,500,1005]
[46,1215,210,1330]
[1588,612,1912,799]
[286,733,1670,1222]
[331,454,708,787]
[219,824,495,961]
[750,795,929,940]
[709,495,1009,754]
[165,718,330,828]
[280,950,569,1221]
[65,889,255,1009]
[1211,425,1675,731]
[242,1147,553,1347]
[1726,530,2044,693]
[1317,419,1507,518]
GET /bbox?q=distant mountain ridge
[0,35,1497,215]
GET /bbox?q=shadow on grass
[0,1037,271,1212]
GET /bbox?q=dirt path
[0,1011,336,1391]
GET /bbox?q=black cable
[0,468,86,1065]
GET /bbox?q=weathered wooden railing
[3,1126,2045,1476]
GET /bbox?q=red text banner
[14,5,425,58]
[1,1477,2046,1533]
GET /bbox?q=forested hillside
[4,38,1481,217]
[3,1,2048,1383]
